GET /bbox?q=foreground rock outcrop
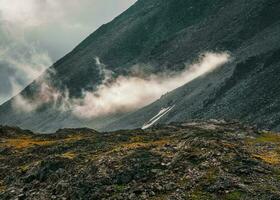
[0,121,280,199]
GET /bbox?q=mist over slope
[0,0,280,132]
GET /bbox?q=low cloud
[11,52,231,117]
[0,14,53,105]
[0,43,52,105]
[73,52,231,118]
[12,76,70,113]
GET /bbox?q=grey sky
[0,0,136,104]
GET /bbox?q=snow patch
[142,105,175,129]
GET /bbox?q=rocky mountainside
[0,0,280,132]
[1,121,280,199]
[105,0,280,131]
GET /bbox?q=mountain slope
[1,121,280,199]
[0,0,280,132]
[0,0,228,132]
[105,0,280,131]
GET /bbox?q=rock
[128,193,136,199]
[18,193,26,200]
[54,181,69,195]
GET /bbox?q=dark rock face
[0,0,280,132]
[1,121,280,199]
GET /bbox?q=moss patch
[225,190,245,200]
[190,190,214,200]
[252,132,280,144]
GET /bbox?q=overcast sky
[0,0,136,105]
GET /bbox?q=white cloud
[0,32,52,103]
[72,52,231,118]
[10,78,38,112]
[11,52,231,117]
[11,82,66,113]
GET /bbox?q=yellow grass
[18,161,40,173]
[0,181,5,193]
[1,134,85,149]
[3,137,56,149]
[108,139,170,155]
[61,152,77,159]
[64,135,84,142]
[254,132,280,143]
[122,139,169,150]
[130,135,144,142]
[254,151,280,165]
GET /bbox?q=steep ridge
[0,0,280,132]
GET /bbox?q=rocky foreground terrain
[0,121,280,200]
